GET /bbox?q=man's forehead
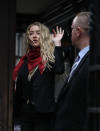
[72,16,78,25]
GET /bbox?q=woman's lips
[33,40,38,43]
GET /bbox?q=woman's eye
[37,32,40,35]
[29,33,33,35]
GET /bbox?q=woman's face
[28,25,40,47]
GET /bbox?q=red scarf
[12,47,45,81]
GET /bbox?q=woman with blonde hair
[13,22,64,131]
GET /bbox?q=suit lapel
[57,51,89,102]
[69,51,89,83]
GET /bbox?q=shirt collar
[78,45,90,59]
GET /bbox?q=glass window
[15,33,26,64]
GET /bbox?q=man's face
[28,25,40,47]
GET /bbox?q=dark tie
[68,55,80,82]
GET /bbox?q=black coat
[14,47,64,115]
[53,51,89,131]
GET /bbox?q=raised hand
[52,26,64,46]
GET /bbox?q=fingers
[52,29,56,37]
[62,29,64,36]
[56,26,59,34]
[55,26,64,34]
[59,27,62,34]
[52,26,64,39]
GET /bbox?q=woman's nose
[33,33,37,37]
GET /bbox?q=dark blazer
[14,47,64,115]
[53,51,89,131]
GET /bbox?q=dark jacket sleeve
[13,77,23,117]
[53,46,64,74]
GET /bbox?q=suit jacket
[14,47,64,115]
[53,51,89,131]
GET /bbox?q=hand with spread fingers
[52,26,64,46]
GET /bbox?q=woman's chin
[33,44,40,47]
[29,43,40,47]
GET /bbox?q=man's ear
[76,27,81,37]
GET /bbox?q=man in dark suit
[53,11,90,131]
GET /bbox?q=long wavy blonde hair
[25,22,55,68]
